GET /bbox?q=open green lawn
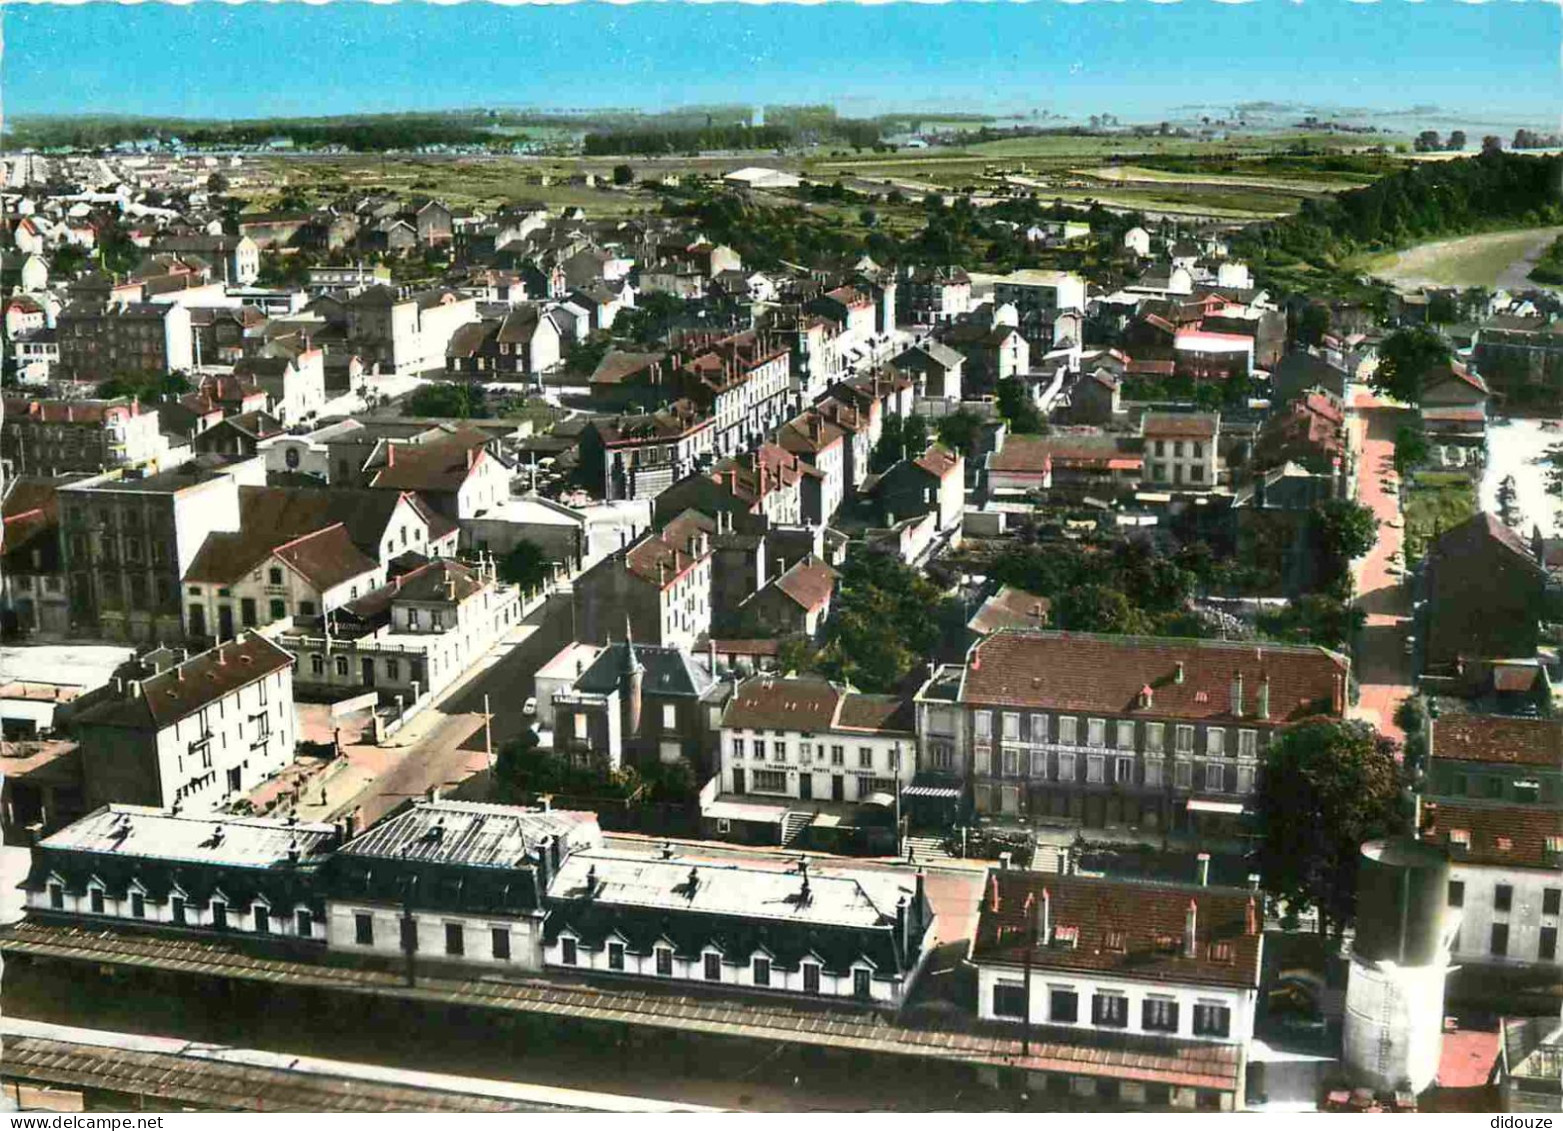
[1357,226,1563,291]
[1404,473,1478,561]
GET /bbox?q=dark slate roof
[543,852,928,981]
[575,643,714,699]
[24,805,336,913]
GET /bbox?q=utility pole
[484,693,494,772]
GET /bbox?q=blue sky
[3,1,1558,123]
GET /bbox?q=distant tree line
[582,124,797,156]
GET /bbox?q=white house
[1421,801,1562,972]
[972,870,1263,1095]
[70,632,298,813]
[717,675,915,805]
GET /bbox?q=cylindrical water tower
[1342,838,1456,1096]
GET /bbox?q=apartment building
[580,399,717,503]
[574,511,714,652]
[917,630,1349,836]
[1424,714,1563,807]
[56,301,195,380]
[70,632,297,812]
[1141,413,1220,491]
[346,286,478,376]
[2,397,166,476]
[671,331,792,459]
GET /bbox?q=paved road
[1348,392,1415,744]
[1495,226,1563,292]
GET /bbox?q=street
[1348,390,1415,744]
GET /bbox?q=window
[753,740,766,761]
[753,770,787,793]
[1003,712,1020,740]
[1003,748,1019,776]
[296,909,313,938]
[1116,721,1136,750]
[974,711,992,739]
[1092,993,1128,1028]
[656,947,673,976]
[1030,714,1048,742]
[561,937,578,966]
[1176,725,1195,754]
[1146,723,1165,752]
[1087,718,1106,747]
[492,928,511,961]
[89,888,104,915]
[432,611,444,630]
[311,654,325,677]
[993,981,1027,1018]
[1086,755,1105,784]
[269,567,283,586]
[609,941,625,970]
[1145,759,1164,788]
[1541,926,1558,962]
[1236,765,1255,794]
[386,659,400,681]
[1491,922,1510,957]
[853,969,872,998]
[1448,880,1465,908]
[269,598,286,621]
[1485,776,1505,800]
[1049,988,1079,1023]
[355,912,374,946]
[803,963,821,994]
[831,744,845,765]
[662,704,677,729]
[753,957,771,987]
[704,953,721,981]
[1205,727,1225,756]
[48,883,63,910]
[130,892,145,919]
[172,896,186,925]
[1544,888,1561,916]
[444,922,464,956]
[859,747,873,769]
[732,737,745,758]
[1058,716,1078,745]
[1205,763,1225,792]
[253,905,270,934]
[1238,730,1258,758]
[299,600,316,617]
[335,655,349,677]
[1175,761,1193,789]
[1193,1003,1230,1038]
[1059,752,1076,782]
[212,902,228,931]
[408,609,420,629]
[800,741,814,762]
[1116,757,1134,784]
[1496,884,1514,913]
[1142,998,1180,1033]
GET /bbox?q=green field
[1404,472,1478,562]
[1358,226,1563,290]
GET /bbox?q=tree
[1414,130,1443,153]
[403,382,485,419]
[1393,423,1429,474]
[498,539,550,593]
[815,553,943,692]
[935,408,985,459]
[493,726,543,803]
[859,208,879,228]
[1314,498,1378,565]
[207,171,230,194]
[612,164,634,186]
[996,376,1045,434]
[96,370,190,403]
[1053,584,1152,635]
[1295,303,1330,347]
[1426,291,1458,325]
[1255,719,1410,939]
[1371,327,1450,405]
[1446,130,1467,152]
[1496,474,1522,527]
[1482,135,1503,155]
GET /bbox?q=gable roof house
[740,555,838,640]
[573,511,715,653]
[1425,513,1548,672]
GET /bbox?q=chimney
[1245,896,1259,937]
[287,837,300,866]
[387,444,395,468]
[533,841,551,895]
[1231,671,1244,718]
[1184,899,1198,958]
[914,870,926,931]
[1332,671,1345,715]
[1196,852,1210,887]
[130,680,143,699]
[1257,675,1270,719]
[586,863,598,897]
[988,873,1000,913]
[897,894,909,960]
[1174,661,1185,684]
[343,810,358,839]
[217,645,227,665]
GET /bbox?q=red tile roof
[624,510,714,587]
[1431,714,1563,768]
[720,674,913,737]
[1142,412,1219,439]
[273,524,378,593]
[960,630,1347,723]
[991,435,1141,474]
[913,443,962,480]
[73,634,294,731]
[773,556,837,613]
[973,871,1263,991]
[1420,801,1562,870]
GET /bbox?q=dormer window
[1209,941,1235,963]
[88,886,105,915]
[1052,925,1079,948]
[1449,829,1471,849]
[1103,929,1127,954]
[47,882,64,910]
